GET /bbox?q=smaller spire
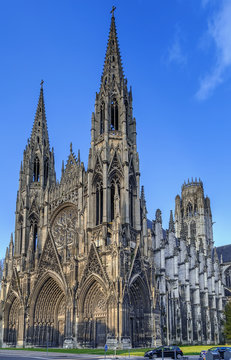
[169,210,175,233]
[30,82,50,149]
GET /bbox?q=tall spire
[100,8,124,90]
[30,80,50,150]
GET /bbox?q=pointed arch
[28,272,66,347]
[186,202,193,217]
[110,98,118,131]
[3,291,23,346]
[77,274,108,347]
[100,101,105,134]
[33,156,40,182]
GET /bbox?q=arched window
[186,202,192,217]
[100,102,105,135]
[129,180,134,227]
[33,156,40,182]
[44,158,49,187]
[125,100,128,136]
[111,99,118,131]
[194,203,198,216]
[96,181,103,225]
[34,224,38,252]
[190,221,196,241]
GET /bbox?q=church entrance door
[96,318,106,347]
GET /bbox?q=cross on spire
[110,5,116,17]
[40,79,44,88]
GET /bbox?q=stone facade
[0,11,225,348]
[152,180,225,345]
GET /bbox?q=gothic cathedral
[0,11,225,348]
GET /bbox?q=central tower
[88,10,140,235]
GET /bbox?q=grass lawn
[0,345,229,356]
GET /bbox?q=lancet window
[33,156,40,182]
[125,100,128,136]
[19,215,23,254]
[186,202,193,217]
[96,181,103,225]
[129,180,134,227]
[29,216,39,253]
[34,224,38,252]
[44,158,49,186]
[110,99,118,131]
[100,102,105,134]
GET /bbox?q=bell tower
[14,82,56,269]
[88,8,140,233]
[174,178,213,252]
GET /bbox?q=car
[144,346,183,359]
[207,347,231,359]
[199,350,207,360]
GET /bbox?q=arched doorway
[4,295,21,346]
[129,275,152,347]
[31,276,66,347]
[78,276,108,347]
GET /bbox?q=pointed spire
[169,210,175,233]
[100,8,124,90]
[30,81,50,149]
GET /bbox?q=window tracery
[51,207,77,249]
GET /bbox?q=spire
[100,8,124,90]
[30,81,50,150]
[169,210,175,233]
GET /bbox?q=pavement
[0,352,199,360]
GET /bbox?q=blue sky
[0,0,231,258]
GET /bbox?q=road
[0,352,199,360]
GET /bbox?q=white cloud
[196,0,231,100]
[167,27,187,66]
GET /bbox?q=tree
[224,301,231,340]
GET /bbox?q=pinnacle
[169,210,175,233]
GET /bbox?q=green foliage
[224,301,231,340]
[0,345,228,355]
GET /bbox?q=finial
[70,142,72,153]
[40,79,44,89]
[110,5,116,17]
